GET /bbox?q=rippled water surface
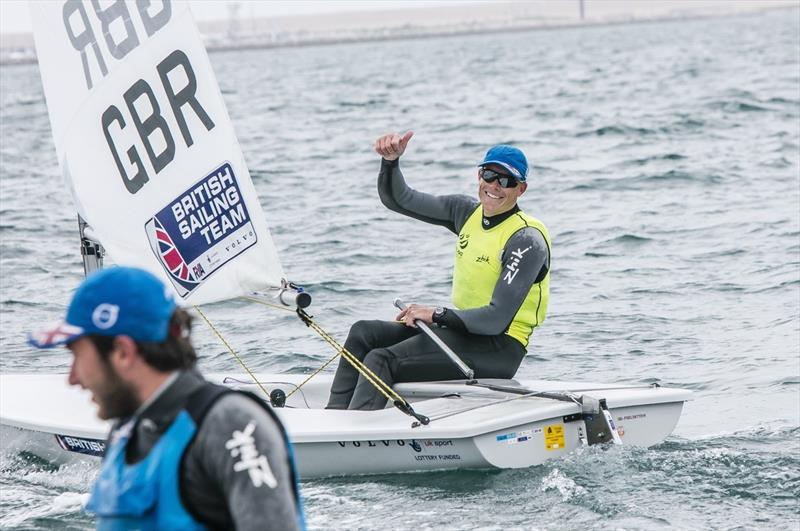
[1,8,799,530]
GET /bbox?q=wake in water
[537,426,800,529]
[298,425,800,531]
[0,424,797,529]
[0,453,96,529]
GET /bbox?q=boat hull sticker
[544,424,565,450]
[55,434,106,457]
[496,428,540,445]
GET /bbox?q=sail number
[63,0,172,90]
[61,0,216,195]
[102,50,216,194]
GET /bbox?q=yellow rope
[243,296,405,405]
[240,296,295,313]
[193,305,271,399]
[282,350,340,400]
[299,315,400,403]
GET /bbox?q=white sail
[30,0,284,304]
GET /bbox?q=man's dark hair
[87,308,197,371]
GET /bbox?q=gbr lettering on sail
[31,0,286,304]
[64,0,213,194]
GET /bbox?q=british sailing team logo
[145,163,258,299]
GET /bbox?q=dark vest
[86,383,304,530]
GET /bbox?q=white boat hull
[0,373,690,478]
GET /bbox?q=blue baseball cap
[29,267,176,349]
[478,145,529,181]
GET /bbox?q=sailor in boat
[28,267,305,531]
[327,131,551,410]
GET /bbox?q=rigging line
[296,310,401,403]
[223,378,312,409]
[241,296,295,313]
[193,305,271,400]
[421,390,574,425]
[283,350,340,400]
[243,296,404,404]
[242,296,429,424]
[241,294,343,398]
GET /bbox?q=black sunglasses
[479,167,519,188]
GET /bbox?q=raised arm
[375,131,477,234]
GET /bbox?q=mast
[78,215,104,276]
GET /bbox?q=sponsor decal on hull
[337,439,412,448]
[55,434,106,457]
[335,439,464,463]
[414,454,462,462]
[617,413,647,421]
[496,427,543,445]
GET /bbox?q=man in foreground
[327,130,551,410]
[29,267,305,530]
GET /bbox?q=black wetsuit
[327,159,550,410]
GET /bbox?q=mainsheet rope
[194,297,411,412]
[241,296,406,406]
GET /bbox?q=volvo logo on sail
[144,162,257,298]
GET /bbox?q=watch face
[434,307,445,318]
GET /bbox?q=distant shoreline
[1,4,796,67]
[206,5,798,55]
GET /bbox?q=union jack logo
[28,323,83,348]
[153,218,198,286]
[152,217,199,296]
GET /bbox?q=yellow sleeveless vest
[451,207,551,347]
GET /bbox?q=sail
[29,0,285,304]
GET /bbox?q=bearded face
[68,337,140,420]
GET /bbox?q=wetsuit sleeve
[448,227,549,336]
[182,395,301,531]
[378,158,478,234]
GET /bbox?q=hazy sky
[0,0,467,34]
[3,1,796,36]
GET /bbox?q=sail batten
[30,0,284,304]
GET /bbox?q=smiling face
[477,164,527,217]
[67,337,139,420]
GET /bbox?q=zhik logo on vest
[503,246,532,285]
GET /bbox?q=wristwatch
[432,307,447,324]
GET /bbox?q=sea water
[1,8,798,530]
